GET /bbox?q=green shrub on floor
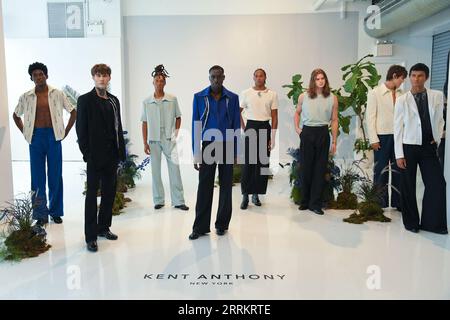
[329,161,364,210]
[112,192,131,216]
[343,179,391,224]
[0,193,51,261]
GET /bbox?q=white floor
[1,161,449,300]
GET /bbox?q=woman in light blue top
[294,68,338,215]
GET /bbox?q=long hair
[308,68,331,99]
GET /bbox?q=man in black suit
[76,64,126,252]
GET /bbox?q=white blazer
[393,89,445,159]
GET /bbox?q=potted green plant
[283,74,306,106]
[0,192,51,261]
[321,155,340,208]
[334,54,381,159]
[329,161,364,210]
[343,176,391,224]
[283,74,306,204]
[118,133,141,189]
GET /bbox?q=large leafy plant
[334,54,381,154]
[283,74,306,107]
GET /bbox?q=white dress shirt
[14,85,75,144]
[365,83,404,144]
[393,89,445,159]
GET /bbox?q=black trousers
[85,154,119,243]
[373,134,401,208]
[193,141,233,234]
[400,143,447,233]
[299,125,330,210]
[241,120,271,195]
[438,138,445,172]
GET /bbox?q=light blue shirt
[141,93,182,142]
[301,93,334,127]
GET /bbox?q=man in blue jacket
[190,65,241,240]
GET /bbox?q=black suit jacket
[76,88,126,167]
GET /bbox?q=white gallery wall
[0,1,13,205]
[123,13,359,162]
[3,0,121,38]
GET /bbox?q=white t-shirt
[240,87,279,121]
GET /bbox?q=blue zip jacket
[192,86,241,159]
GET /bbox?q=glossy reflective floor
[1,161,449,299]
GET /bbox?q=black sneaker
[189,232,206,240]
[87,241,98,252]
[175,204,189,211]
[98,230,118,240]
[35,219,48,227]
[311,208,325,215]
[251,194,261,206]
[216,229,226,236]
[50,216,63,224]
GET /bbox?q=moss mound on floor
[343,201,391,224]
[112,192,126,216]
[330,192,358,210]
[2,229,51,261]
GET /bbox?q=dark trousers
[85,155,119,243]
[438,138,445,172]
[400,143,447,233]
[299,125,330,210]
[241,120,271,195]
[373,134,401,208]
[193,142,233,234]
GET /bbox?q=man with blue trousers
[190,65,241,240]
[12,62,76,227]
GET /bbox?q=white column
[446,63,450,227]
[0,1,14,206]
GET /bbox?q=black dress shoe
[50,216,63,224]
[98,230,118,240]
[311,208,324,215]
[87,241,98,252]
[419,226,448,234]
[154,204,164,210]
[35,219,48,227]
[189,232,206,240]
[175,204,189,211]
[298,205,308,210]
[406,227,419,233]
[252,194,261,206]
[216,229,226,236]
[240,195,249,210]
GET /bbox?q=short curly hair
[28,62,48,81]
